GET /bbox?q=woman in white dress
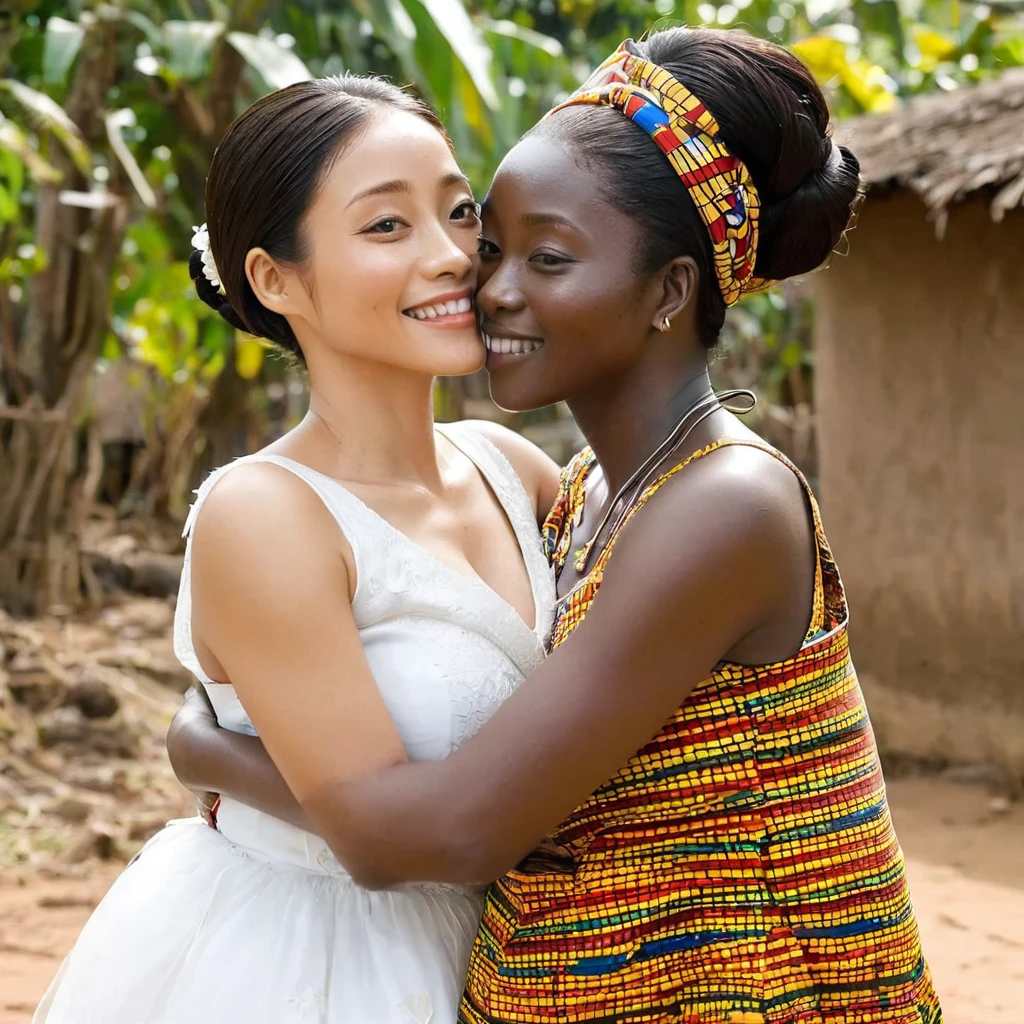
[34,75,559,1024]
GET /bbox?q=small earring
[660,316,672,332]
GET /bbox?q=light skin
[180,107,560,841]
[169,119,817,886]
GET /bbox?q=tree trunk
[0,20,124,615]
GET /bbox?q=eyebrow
[442,171,472,190]
[347,172,472,208]
[522,211,578,231]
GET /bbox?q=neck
[302,349,442,489]
[567,353,713,496]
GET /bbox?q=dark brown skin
[166,127,816,886]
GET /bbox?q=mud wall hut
[811,68,1024,777]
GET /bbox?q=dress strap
[545,447,597,579]
[593,438,847,641]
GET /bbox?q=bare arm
[305,447,814,887]
[184,463,408,847]
[166,686,311,831]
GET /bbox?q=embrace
[36,26,941,1024]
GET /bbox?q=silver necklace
[573,387,756,574]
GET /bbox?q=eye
[530,251,571,268]
[451,200,481,223]
[365,217,407,235]
[478,235,501,259]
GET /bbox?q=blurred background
[1,1,1022,1021]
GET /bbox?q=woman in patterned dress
[171,27,942,1024]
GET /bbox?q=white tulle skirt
[34,799,486,1023]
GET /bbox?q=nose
[420,218,475,282]
[477,258,524,318]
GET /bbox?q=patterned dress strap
[545,447,596,578]
[592,437,843,640]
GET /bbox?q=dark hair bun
[755,143,862,282]
[638,28,864,294]
[189,247,248,333]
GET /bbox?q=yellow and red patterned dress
[460,439,941,1024]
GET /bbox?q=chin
[426,332,486,377]
[485,358,561,413]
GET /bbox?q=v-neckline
[262,433,545,638]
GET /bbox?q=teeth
[482,333,542,356]
[405,296,474,319]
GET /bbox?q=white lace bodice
[173,420,554,764]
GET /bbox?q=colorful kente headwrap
[549,39,770,306]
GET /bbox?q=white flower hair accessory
[191,223,224,295]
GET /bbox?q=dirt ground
[0,775,1020,1024]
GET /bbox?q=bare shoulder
[195,461,334,537]
[683,441,809,520]
[190,461,353,592]
[456,419,561,521]
[612,441,812,590]
[578,441,815,666]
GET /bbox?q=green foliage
[112,221,230,386]
[0,77,91,174]
[2,0,1022,505]
[42,15,85,85]
[482,0,1024,115]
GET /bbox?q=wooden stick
[0,404,66,422]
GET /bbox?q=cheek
[534,270,643,354]
[477,260,496,290]
[455,225,480,262]
[314,243,407,324]
[475,258,508,308]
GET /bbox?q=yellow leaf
[201,349,225,382]
[911,24,959,70]
[839,59,897,113]
[453,59,494,150]
[789,35,849,82]
[235,335,265,380]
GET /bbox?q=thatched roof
[837,67,1024,227]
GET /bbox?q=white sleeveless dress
[34,422,555,1024]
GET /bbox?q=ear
[245,247,304,318]
[651,255,699,333]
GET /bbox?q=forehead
[325,107,459,189]
[485,130,607,220]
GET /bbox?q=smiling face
[255,107,485,378]
[476,129,665,411]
